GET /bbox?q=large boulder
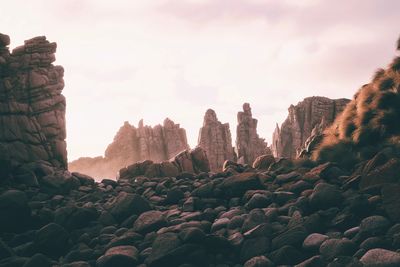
[360,158,400,190]
[360,248,400,267]
[252,154,275,170]
[190,146,211,173]
[359,216,391,237]
[108,192,151,223]
[171,147,210,174]
[39,172,80,195]
[159,161,180,177]
[96,246,139,267]
[145,232,181,267]
[119,147,211,179]
[34,223,69,258]
[0,190,31,232]
[133,210,167,234]
[0,33,10,47]
[220,173,264,197]
[319,238,357,260]
[309,183,342,210]
[382,183,400,222]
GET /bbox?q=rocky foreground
[2,148,400,267]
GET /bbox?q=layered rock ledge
[0,33,67,180]
[236,103,269,165]
[69,119,190,179]
[272,96,350,159]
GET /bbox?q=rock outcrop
[236,103,269,165]
[69,119,189,179]
[272,96,350,159]
[106,118,189,164]
[119,147,210,179]
[0,33,67,176]
[198,109,235,172]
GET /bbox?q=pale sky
[1,0,399,161]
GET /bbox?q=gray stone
[360,248,400,267]
[96,246,138,267]
[133,210,167,234]
[302,233,329,252]
[319,238,357,260]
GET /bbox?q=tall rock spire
[235,103,268,165]
[0,34,67,169]
[198,109,235,171]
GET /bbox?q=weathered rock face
[106,118,189,164]
[104,121,138,168]
[69,119,189,179]
[236,103,268,165]
[198,109,235,172]
[0,34,67,172]
[272,97,350,159]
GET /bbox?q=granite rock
[236,103,268,165]
[0,34,67,175]
[198,109,235,172]
[272,97,349,158]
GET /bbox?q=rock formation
[236,103,269,165]
[0,33,67,174]
[69,118,189,178]
[197,109,235,172]
[272,96,350,159]
[119,147,210,179]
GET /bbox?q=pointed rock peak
[119,121,135,132]
[204,109,218,125]
[163,117,175,127]
[243,103,252,115]
[138,119,144,128]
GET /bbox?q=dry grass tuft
[313,38,400,169]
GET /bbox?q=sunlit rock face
[69,118,190,179]
[0,34,67,170]
[198,109,235,172]
[235,103,269,165]
[272,96,350,159]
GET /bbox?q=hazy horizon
[2,0,399,161]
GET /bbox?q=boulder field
[2,150,400,267]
